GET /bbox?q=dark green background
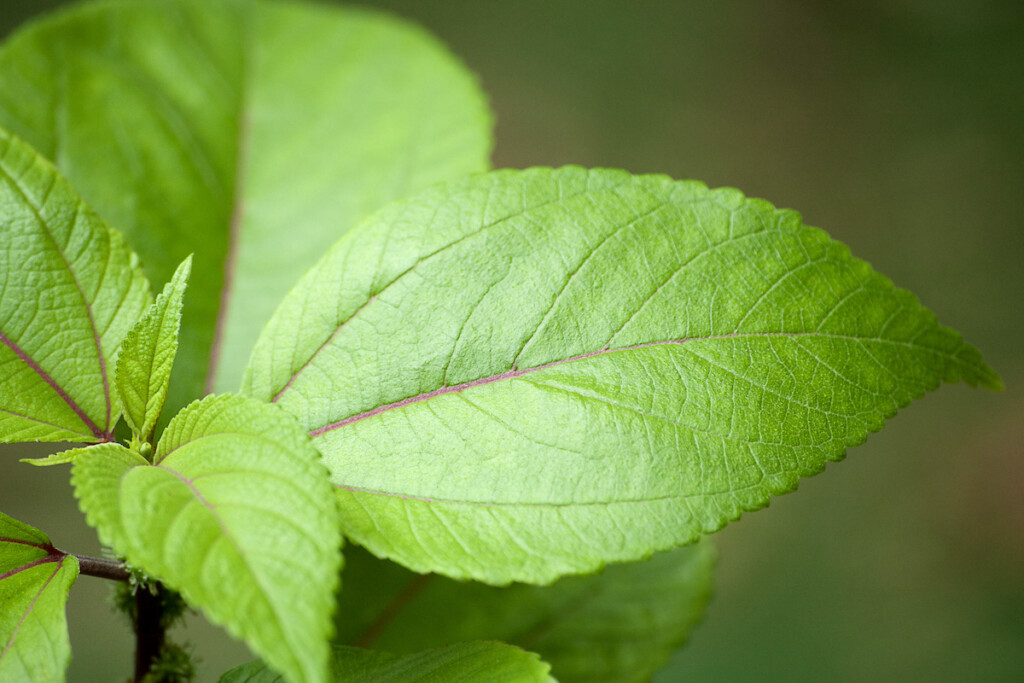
[2,1,1021,680]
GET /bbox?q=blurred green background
[2,0,1021,680]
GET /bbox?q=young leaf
[245,166,1000,585]
[0,0,492,411]
[335,542,715,683]
[0,128,151,445]
[116,256,192,443]
[71,395,342,683]
[219,642,556,683]
[0,512,79,682]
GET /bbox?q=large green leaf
[245,167,1000,585]
[116,256,192,443]
[0,127,150,444]
[219,642,556,683]
[0,0,492,413]
[334,542,715,683]
[0,512,79,682]
[71,395,342,683]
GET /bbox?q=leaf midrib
[310,330,964,438]
[0,145,112,439]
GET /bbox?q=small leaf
[72,395,342,683]
[18,448,91,467]
[245,167,1000,584]
[116,256,192,442]
[335,543,715,683]
[0,0,493,410]
[0,128,151,444]
[218,642,556,683]
[0,512,79,682]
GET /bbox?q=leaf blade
[0,512,79,683]
[0,128,151,444]
[116,256,192,442]
[72,395,342,683]
[246,167,999,584]
[0,0,492,412]
[335,542,715,683]
[219,642,556,683]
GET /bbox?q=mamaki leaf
[0,0,492,413]
[219,642,556,683]
[245,166,1000,584]
[0,127,150,444]
[116,256,192,443]
[335,542,715,683]
[71,395,342,683]
[0,512,79,683]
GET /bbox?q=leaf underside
[336,541,715,683]
[71,396,342,683]
[245,166,999,585]
[0,128,150,444]
[0,0,492,414]
[0,512,79,683]
[219,642,556,683]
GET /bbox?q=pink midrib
[0,329,109,440]
[308,332,776,438]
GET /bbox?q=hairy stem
[74,554,130,582]
[134,584,168,683]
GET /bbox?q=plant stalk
[74,554,131,582]
[133,584,168,683]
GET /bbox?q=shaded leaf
[334,542,714,683]
[0,128,150,444]
[219,642,556,683]
[0,0,492,412]
[72,395,341,683]
[116,256,192,442]
[245,166,999,584]
[0,512,79,682]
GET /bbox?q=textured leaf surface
[0,128,150,444]
[219,642,555,683]
[0,512,79,682]
[116,256,192,442]
[72,395,342,683]
[245,166,1000,584]
[0,0,492,412]
[336,542,714,683]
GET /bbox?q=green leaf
[0,127,151,445]
[219,642,556,683]
[334,543,714,683]
[0,0,492,414]
[116,256,192,443]
[245,167,1000,585]
[0,512,79,683]
[71,395,342,683]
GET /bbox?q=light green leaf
[0,127,151,445]
[334,542,714,683]
[0,512,79,683]
[245,166,1000,585]
[0,0,492,413]
[116,256,192,443]
[71,395,342,683]
[219,642,556,683]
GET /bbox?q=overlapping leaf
[0,0,492,412]
[245,166,1000,584]
[335,542,715,683]
[71,395,342,683]
[0,128,150,444]
[219,642,556,683]
[116,256,192,443]
[0,512,79,682]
